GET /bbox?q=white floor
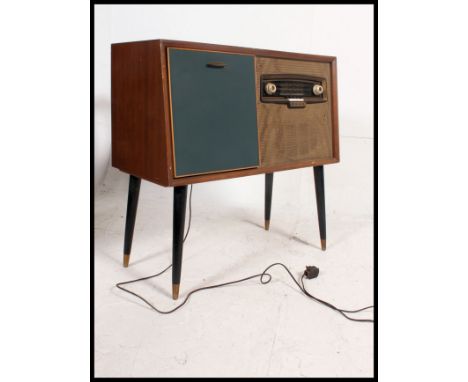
[94,136,374,378]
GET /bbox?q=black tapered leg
[123,175,142,267]
[172,185,188,300]
[313,166,326,250]
[265,173,274,230]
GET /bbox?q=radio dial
[313,84,324,96]
[265,82,277,95]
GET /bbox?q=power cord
[116,185,374,322]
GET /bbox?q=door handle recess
[206,62,226,68]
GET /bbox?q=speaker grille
[255,57,334,167]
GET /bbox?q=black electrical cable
[116,185,374,322]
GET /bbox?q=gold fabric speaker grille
[256,57,334,167]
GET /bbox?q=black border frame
[91,2,378,380]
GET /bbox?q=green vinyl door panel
[168,48,259,177]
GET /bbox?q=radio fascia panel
[260,74,328,107]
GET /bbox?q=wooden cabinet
[111,40,339,299]
[112,39,339,187]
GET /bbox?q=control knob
[265,82,277,95]
[313,84,324,96]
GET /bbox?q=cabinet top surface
[111,39,336,63]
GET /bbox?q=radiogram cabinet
[111,39,339,299]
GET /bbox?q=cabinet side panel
[330,58,340,161]
[111,41,169,186]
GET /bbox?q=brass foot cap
[172,284,180,300]
[123,254,130,268]
[265,220,270,231]
[321,239,326,251]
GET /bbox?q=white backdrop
[94,4,373,186]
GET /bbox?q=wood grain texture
[330,58,340,161]
[256,57,333,167]
[111,40,170,186]
[114,39,337,63]
[169,157,338,186]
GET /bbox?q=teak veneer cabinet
[111,39,340,299]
